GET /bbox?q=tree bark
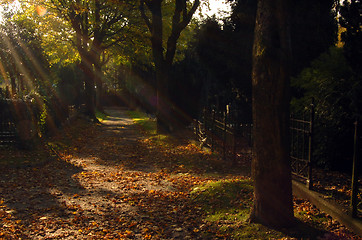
[249,0,294,228]
[156,63,174,133]
[140,0,200,133]
[91,46,104,113]
[92,0,105,113]
[148,0,174,133]
[79,59,97,121]
[94,60,104,113]
[9,62,17,97]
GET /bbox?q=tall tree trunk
[79,59,97,122]
[92,0,105,113]
[140,0,200,133]
[249,0,294,228]
[94,56,104,113]
[71,8,97,122]
[19,75,25,94]
[148,0,174,133]
[9,62,17,97]
[156,63,174,133]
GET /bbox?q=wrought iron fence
[351,120,360,218]
[0,100,17,146]
[194,106,252,162]
[0,117,16,146]
[194,104,315,190]
[195,103,362,218]
[290,103,314,189]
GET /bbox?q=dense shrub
[291,47,357,171]
[0,91,69,147]
[0,98,39,149]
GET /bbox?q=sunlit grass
[95,110,108,122]
[127,110,156,135]
[190,178,281,239]
[191,178,253,216]
[190,179,336,239]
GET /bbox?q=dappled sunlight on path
[0,108,358,239]
[0,107,225,239]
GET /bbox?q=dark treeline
[171,0,337,119]
[169,0,361,172]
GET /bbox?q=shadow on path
[0,107,352,239]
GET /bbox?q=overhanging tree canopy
[35,0,142,119]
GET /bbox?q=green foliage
[38,103,48,136]
[30,88,68,137]
[0,9,52,96]
[291,47,356,170]
[55,63,83,107]
[291,47,353,116]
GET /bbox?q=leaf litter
[0,108,360,239]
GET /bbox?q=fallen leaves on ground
[312,169,361,219]
[0,108,360,239]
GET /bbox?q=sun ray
[1,32,35,93]
[0,60,10,86]
[0,24,63,135]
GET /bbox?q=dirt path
[0,108,219,239]
[1,108,361,239]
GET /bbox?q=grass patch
[191,179,254,213]
[190,179,278,239]
[96,110,108,122]
[127,110,156,134]
[46,141,69,152]
[190,179,333,239]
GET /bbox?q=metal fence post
[232,110,237,165]
[203,108,207,133]
[194,119,197,136]
[203,108,207,147]
[351,120,359,218]
[307,98,315,190]
[211,109,215,152]
[223,106,228,161]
